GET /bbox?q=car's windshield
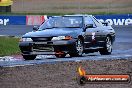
[39,16,83,30]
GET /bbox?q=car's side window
[84,16,96,27]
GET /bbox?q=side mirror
[84,24,93,31]
[33,26,38,31]
[86,24,93,28]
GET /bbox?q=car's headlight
[52,36,72,40]
[20,38,33,42]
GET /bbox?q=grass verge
[0,11,132,16]
[0,37,20,56]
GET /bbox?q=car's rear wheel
[99,36,112,55]
[22,55,36,60]
[70,38,84,57]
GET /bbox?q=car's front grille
[33,44,54,52]
[32,37,52,42]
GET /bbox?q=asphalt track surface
[0,25,132,67]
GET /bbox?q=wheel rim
[76,39,83,55]
[106,37,112,52]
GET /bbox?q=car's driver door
[84,16,102,48]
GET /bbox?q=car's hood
[22,28,82,38]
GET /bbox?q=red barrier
[26,15,47,25]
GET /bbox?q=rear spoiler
[102,22,109,26]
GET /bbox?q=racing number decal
[92,32,95,41]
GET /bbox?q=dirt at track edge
[0,59,132,88]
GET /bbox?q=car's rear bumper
[19,39,77,55]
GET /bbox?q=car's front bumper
[19,39,77,55]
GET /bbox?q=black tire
[55,53,66,58]
[22,55,36,60]
[99,36,112,55]
[70,38,84,57]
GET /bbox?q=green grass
[0,37,20,56]
[0,11,132,16]
[0,12,74,16]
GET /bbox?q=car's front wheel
[70,38,84,57]
[99,36,112,55]
[22,55,36,60]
